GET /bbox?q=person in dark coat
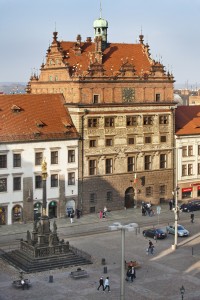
[191,212,194,223]
[97,276,104,290]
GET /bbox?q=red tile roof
[60,41,152,76]
[0,94,78,142]
[175,106,200,135]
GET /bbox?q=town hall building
[27,13,177,214]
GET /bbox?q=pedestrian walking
[191,212,194,223]
[70,212,74,224]
[99,210,103,219]
[97,276,104,291]
[104,276,111,292]
[148,240,154,255]
[130,266,136,282]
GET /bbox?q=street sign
[156,206,161,215]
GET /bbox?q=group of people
[68,208,81,224]
[99,206,108,219]
[97,276,110,292]
[126,264,136,282]
[141,202,154,217]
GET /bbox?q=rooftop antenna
[100,0,102,18]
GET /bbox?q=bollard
[49,275,53,283]
[101,258,106,265]
[103,266,107,274]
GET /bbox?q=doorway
[49,201,57,218]
[125,187,135,208]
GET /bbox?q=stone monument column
[38,158,51,245]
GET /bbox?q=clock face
[122,88,135,102]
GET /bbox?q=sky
[1,0,200,88]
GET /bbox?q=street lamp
[172,146,182,250]
[109,222,138,300]
[180,285,185,299]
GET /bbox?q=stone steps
[2,249,92,273]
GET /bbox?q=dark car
[180,200,200,212]
[142,228,167,240]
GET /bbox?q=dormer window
[11,105,21,113]
[35,120,45,128]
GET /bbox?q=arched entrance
[34,202,42,220]
[49,201,57,218]
[124,187,135,209]
[12,205,23,223]
[0,206,6,225]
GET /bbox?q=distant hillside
[0,82,26,94]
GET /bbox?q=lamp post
[109,222,138,300]
[172,146,181,250]
[180,285,185,299]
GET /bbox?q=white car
[166,224,189,237]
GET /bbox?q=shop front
[12,205,23,223]
[0,206,7,225]
[182,187,193,199]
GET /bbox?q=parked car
[142,228,167,240]
[166,224,189,237]
[180,200,200,212]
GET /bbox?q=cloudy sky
[1,0,200,88]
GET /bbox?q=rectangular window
[160,185,166,195]
[143,116,153,125]
[0,155,7,168]
[144,155,151,170]
[128,137,135,145]
[188,146,193,156]
[35,152,43,165]
[127,157,135,172]
[156,93,161,102]
[68,150,75,163]
[51,151,58,164]
[88,118,98,128]
[159,115,168,124]
[51,174,58,187]
[198,145,200,156]
[90,193,97,203]
[198,163,200,174]
[106,158,113,174]
[89,139,97,148]
[160,154,167,169]
[182,164,187,176]
[146,186,153,197]
[13,153,21,168]
[107,191,113,201]
[145,136,151,144]
[93,94,100,104]
[160,135,167,143]
[188,164,193,176]
[89,160,96,175]
[105,117,114,127]
[0,178,7,192]
[105,138,113,146]
[126,116,137,126]
[35,175,42,189]
[68,172,75,185]
[182,146,187,157]
[13,177,21,191]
